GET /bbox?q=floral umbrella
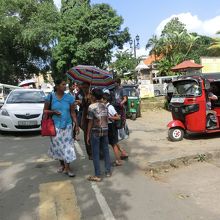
[66,65,115,89]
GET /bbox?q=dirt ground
[125,109,220,170]
[155,161,220,219]
[125,109,220,219]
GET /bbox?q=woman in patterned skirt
[44,79,79,177]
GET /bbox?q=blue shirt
[45,93,75,129]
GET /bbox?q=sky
[53,0,220,57]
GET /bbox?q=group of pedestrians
[43,78,129,181]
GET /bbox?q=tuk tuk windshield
[123,87,139,97]
[173,80,201,97]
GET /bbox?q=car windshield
[7,91,45,103]
[173,80,202,97]
[123,88,139,97]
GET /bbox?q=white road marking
[91,182,116,220]
[76,140,115,220]
[74,140,85,159]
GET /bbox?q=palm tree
[208,31,220,54]
[146,35,163,80]
[184,33,200,57]
[146,35,162,59]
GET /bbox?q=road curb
[145,150,220,176]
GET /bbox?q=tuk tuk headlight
[131,101,135,107]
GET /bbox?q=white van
[0,84,20,107]
[153,75,179,96]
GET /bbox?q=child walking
[87,88,111,182]
[103,90,128,166]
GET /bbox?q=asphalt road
[1,118,220,220]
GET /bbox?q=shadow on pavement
[184,132,220,140]
[0,130,41,137]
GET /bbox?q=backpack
[106,103,123,129]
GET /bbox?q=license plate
[170,97,185,103]
[18,121,37,126]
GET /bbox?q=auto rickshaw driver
[206,86,218,129]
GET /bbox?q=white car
[0,89,45,132]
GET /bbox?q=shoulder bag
[41,93,56,136]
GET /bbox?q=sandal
[113,160,123,166]
[105,172,112,177]
[120,155,128,160]
[57,166,65,173]
[87,176,102,182]
[63,171,76,177]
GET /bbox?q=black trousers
[83,121,92,157]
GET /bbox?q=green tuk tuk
[122,84,141,120]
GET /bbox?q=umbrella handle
[91,73,93,88]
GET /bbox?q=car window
[3,87,11,97]
[7,91,45,103]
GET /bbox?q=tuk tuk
[167,73,220,141]
[122,84,141,120]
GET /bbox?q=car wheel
[168,128,184,141]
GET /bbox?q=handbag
[41,93,56,136]
[118,122,129,141]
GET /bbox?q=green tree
[187,33,214,62]
[146,35,162,58]
[208,31,220,56]
[52,0,130,79]
[0,0,59,84]
[161,17,187,37]
[159,18,199,64]
[146,17,203,75]
[156,58,174,76]
[110,50,138,77]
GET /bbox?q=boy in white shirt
[103,90,126,166]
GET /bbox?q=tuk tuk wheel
[154,90,160,96]
[131,113,137,120]
[168,128,184,141]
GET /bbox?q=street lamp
[129,35,140,58]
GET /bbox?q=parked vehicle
[0,89,45,132]
[153,75,179,96]
[167,73,220,141]
[0,83,20,108]
[122,84,141,120]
